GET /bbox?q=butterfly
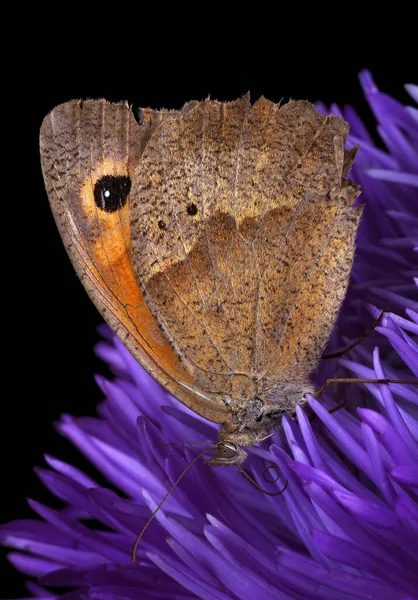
[40,95,361,466]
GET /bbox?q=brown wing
[40,99,229,424]
[128,97,361,406]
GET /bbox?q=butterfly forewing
[40,99,229,424]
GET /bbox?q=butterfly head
[206,388,310,466]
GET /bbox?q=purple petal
[366,169,418,187]
[313,530,418,596]
[405,83,418,103]
[391,466,418,486]
[357,409,416,467]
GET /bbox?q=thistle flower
[2,71,417,600]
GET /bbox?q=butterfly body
[41,96,361,465]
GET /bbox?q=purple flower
[2,71,417,599]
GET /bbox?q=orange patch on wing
[78,158,198,386]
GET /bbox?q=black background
[3,26,416,598]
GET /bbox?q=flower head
[2,72,417,599]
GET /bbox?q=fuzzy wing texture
[40,99,229,423]
[130,97,361,405]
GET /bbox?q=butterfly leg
[308,377,418,422]
[321,310,385,360]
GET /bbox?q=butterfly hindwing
[128,97,361,408]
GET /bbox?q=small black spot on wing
[187,203,198,216]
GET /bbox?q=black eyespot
[93,175,131,213]
[187,203,198,216]
[158,220,166,230]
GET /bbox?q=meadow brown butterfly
[40,96,361,466]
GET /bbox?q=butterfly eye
[93,175,131,213]
[218,442,238,459]
[223,442,237,452]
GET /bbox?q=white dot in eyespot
[104,190,110,198]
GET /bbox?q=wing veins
[142,122,234,374]
[47,111,155,354]
[252,112,333,371]
[198,102,244,367]
[87,103,130,310]
[264,212,341,376]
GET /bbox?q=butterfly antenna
[237,464,288,497]
[131,446,211,563]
